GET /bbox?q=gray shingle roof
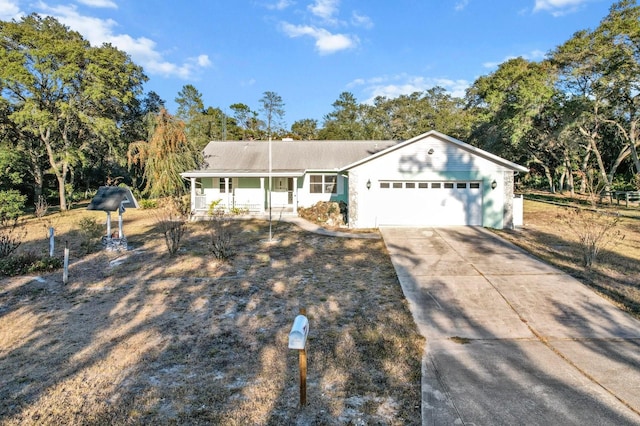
[185,140,400,174]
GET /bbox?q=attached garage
[344,131,528,229]
[374,180,483,226]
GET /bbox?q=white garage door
[374,181,482,226]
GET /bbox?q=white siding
[349,134,514,229]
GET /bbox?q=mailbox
[288,315,309,350]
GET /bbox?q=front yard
[0,208,424,425]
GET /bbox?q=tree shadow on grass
[0,217,424,425]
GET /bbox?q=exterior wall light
[366,179,372,190]
[491,180,497,190]
[428,148,434,155]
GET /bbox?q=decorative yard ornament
[87,187,139,246]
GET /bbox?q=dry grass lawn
[496,196,640,319]
[0,207,424,425]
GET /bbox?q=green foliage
[0,251,62,277]
[291,118,319,140]
[0,14,146,210]
[259,91,285,138]
[0,190,26,221]
[229,206,249,215]
[139,199,158,209]
[0,190,26,258]
[77,217,104,254]
[127,109,202,198]
[207,199,223,216]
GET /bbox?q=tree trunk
[40,127,68,211]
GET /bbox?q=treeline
[1,1,639,211]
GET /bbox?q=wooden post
[49,227,55,257]
[63,241,69,284]
[299,307,307,406]
[106,211,112,238]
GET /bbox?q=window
[392,182,402,189]
[219,178,232,193]
[310,174,337,194]
[470,182,480,189]
[405,182,416,189]
[419,182,429,189]
[444,182,454,189]
[432,183,442,189]
[380,182,390,189]
[456,183,467,189]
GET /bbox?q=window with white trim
[310,174,337,194]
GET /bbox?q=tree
[551,0,640,189]
[319,92,366,140]
[466,58,560,189]
[175,84,204,121]
[291,118,318,140]
[259,91,285,139]
[0,14,146,210]
[127,109,202,198]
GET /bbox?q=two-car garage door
[374,180,483,226]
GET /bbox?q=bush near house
[298,201,347,227]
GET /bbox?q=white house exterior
[180,131,528,229]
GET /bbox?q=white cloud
[482,49,548,69]
[455,0,469,11]
[281,22,358,54]
[308,0,339,22]
[77,0,117,8]
[533,0,589,16]
[266,0,294,11]
[351,11,373,29]
[0,0,23,20]
[351,73,470,102]
[36,2,211,79]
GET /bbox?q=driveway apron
[380,227,640,426]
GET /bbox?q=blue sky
[0,0,617,126]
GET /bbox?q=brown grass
[496,197,640,318]
[0,207,424,425]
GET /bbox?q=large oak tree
[0,14,146,209]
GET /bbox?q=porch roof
[181,140,399,177]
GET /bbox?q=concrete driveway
[380,227,640,425]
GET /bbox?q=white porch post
[260,177,265,213]
[190,177,196,212]
[224,177,230,209]
[293,177,298,214]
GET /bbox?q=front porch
[187,175,300,217]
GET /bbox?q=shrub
[0,190,26,221]
[139,199,158,209]
[156,197,188,256]
[0,251,62,276]
[298,201,346,226]
[77,216,104,254]
[229,206,249,215]
[207,215,233,260]
[207,199,223,216]
[0,190,26,258]
[34,195,49,218]
[557,208,623,269]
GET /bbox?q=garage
[373,180,483,226]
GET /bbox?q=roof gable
[341,130,529,173]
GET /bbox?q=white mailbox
[288,314,309,350]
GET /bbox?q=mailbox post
[288,309,309,406]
